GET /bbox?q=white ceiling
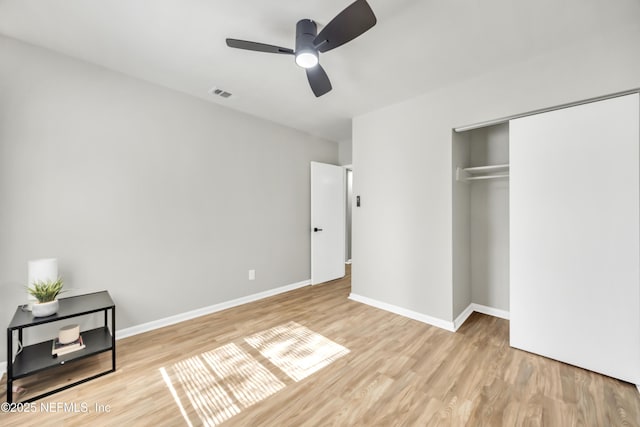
[0,0,637,142]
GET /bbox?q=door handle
[314,227,323,232]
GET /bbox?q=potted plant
[26,278,64,317]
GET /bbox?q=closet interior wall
[452,123,510,320]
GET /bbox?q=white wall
[352,16,640,323]
[0,36,338,362]
[339,139,353,166]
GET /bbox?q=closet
[453,92,640,384]
[452,123,510,321]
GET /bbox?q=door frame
[343,164,353,265]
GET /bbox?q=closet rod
[466,174,509,181]
[463,164,509,174]
[453,88,640,133]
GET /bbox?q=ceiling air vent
[209,86,233,99]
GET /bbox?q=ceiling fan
[225,0,377,97]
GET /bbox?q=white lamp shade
[28,258,58,285]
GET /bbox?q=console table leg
[7,329,12,403]
[111,307,116,371]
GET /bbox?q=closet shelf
[456,164,509,182]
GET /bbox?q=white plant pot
[32,299,59,317]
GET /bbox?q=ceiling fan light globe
[295,51,319,68]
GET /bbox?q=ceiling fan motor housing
[295,19,318,65]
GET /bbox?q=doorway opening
[345,167,352,264]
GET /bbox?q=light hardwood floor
[2,266,640,426]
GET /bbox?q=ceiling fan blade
[306,64,332,97]
[313,0,377,53]
[226,38,294,55]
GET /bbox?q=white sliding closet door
[510,93,640,384]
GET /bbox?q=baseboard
[470,303,510,320]
[349,293,456,332]
[453,304,475,330]
[453,303,510,331]
[117,279,311,340]
[0,283,505,370]
[348,295,511,334]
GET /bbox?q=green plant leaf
[25,278,64,303]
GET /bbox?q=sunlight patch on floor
[161,322,350,425]
[244,321,350,382]
[201,343,285,408]
[173,355,241,426]
[159,367,194,427]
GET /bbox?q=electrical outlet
[248,269,255,280]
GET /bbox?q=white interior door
[510,93,640,383]
[311,162,345,285]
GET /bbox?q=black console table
[6,291,116,403]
